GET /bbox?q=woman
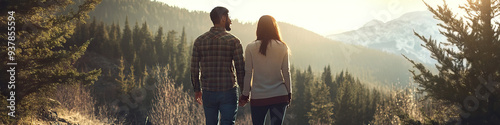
[239,15,292,125]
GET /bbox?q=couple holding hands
[191,6,292,125]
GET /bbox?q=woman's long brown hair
[256,15,287,56]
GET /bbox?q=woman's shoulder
[247,40,260,47]
[245,41,258,51]
[271,40,288,49]
[247,39,286,48]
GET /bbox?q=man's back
[191,27,245,92]
[192,7,243,125]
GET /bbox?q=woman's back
[244,39,290,99]
[239,15,291,125]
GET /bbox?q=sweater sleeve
[282,48,292,94]
[243,45,253,96]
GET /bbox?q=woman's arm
[243,45,253,96]
[282,48,292,94]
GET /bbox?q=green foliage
[287,66,315,125]
[288,65,385,125]
[405,0,500,124]
[306,65,335,124]
[165,30,178,66]
[154,26,165,65]
[331,70,383,125]
[122,16,134,63]
[307,80,334,124]
[69,17,193,88]
[105,22,122,58]
[64,11,193,123]
[175,27,191,90]
[116,57,136,94]
[0,0,102,122]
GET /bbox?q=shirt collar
[210,27,226,32]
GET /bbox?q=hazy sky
[157,0,466,36]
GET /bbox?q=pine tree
[405,0,500,124]
[307,80,334,124]
[0,0,102,121]
[108,21,122,58]
[88,17,98,51]
[79,21,90,46]
[114,21,122,42]
[132,21,141,57]
[139,22,154,66]
[126,64,137,94]
[176,27,190,89]
[132,52,141,80]
[322,65,335,99]
[165,30,178,69]
[177,27,187,69]
[288,66,315,125]
[94,21,109,55]
[289,69,307,125]
[116,56,128,93]
[136,22,154,78]
[122,16,134,63]
[154,26,165,65]
[322,65,333,86]
[333,71,361,124]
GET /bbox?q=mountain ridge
[327,11,445,65]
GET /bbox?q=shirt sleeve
[243,44,253,96]
[282,47,292,94]
[191,39,201,92]
[233,39,245,93]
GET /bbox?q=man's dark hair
[210,6,229,25]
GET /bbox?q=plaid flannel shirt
[191,27,245,92]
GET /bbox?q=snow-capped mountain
[327,11,446,64]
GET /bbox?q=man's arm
[233,39,245,92]
[191,40,201,92]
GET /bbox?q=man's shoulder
[195,30,240,44]
[221,32,240,42]
[196,31,212,41]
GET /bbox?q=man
[191,6,245,125]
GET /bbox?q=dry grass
[371,82,460,124]
[235,113,253,125]
[55,84,124,124]
[147,66,205,124]
[17,84,123,125]
[371,82,423,124]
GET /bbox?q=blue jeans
[251,102,288,125]
[202,87,238,125]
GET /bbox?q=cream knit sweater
[242,40,292,99]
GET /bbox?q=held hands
[287,93,292,108]
[238,95,249,107]
[195,91,203,105]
